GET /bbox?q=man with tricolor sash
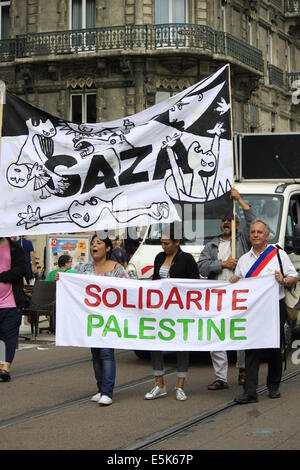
[230,219,298,404]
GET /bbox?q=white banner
[56,273,280,351]
[0,65,233,236]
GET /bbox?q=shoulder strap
[275,244,285,277]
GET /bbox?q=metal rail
[125,367,300,450]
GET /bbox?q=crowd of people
[0,189,298,409]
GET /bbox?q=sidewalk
[18,316,55,351]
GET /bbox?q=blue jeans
[91,348,116,398]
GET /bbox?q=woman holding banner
[78,234,128,406]
[144,226,199,401]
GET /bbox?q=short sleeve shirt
[235,245,298,300]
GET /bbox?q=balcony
[268,64,285,88]
[286,71,300,90]
[270,0,283,9]
[285,0,300,14]
[0,24,264,74]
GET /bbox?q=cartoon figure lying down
[17,195,170,230]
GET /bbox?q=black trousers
[0,308,22,364]
[244,299,287,397]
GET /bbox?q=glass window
[71,0,95,29]
[71,91,96,123]
[0,2,10,40]
[155,0,187,23]
[144,194,283,246]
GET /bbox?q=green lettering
[230,318,247,340]
[158,318,176,341]
[87,314,104,336]
[207,319,225,341]
[198,319,203,341]
[139,317,156,340]
[124,319,137,339]
[177,319,195,341]
[103,315,122,338]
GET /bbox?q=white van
[127,180,300,334]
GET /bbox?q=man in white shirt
[230,219,298,404]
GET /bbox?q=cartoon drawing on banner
[0,65,233,236]
[17,194,169,230]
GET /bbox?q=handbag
[276,247,300,320]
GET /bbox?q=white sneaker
[90,393,101,402]
[175,387,187,401]
[144,385,167,400]
[99,395,113,406]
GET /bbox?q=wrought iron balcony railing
[286,71,300,90]
[0,24,264,73]
[270,0,282,9]
[268,64,285,88]
[285,0,300,13]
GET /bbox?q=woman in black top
[144,229,199,401]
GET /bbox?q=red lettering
[102,288,121,308]
[205,289,210,311]
[164,287,184,310]
[211,289,227,311]
[84,284,101,307]
[232,289,249,311]
[146,289,163,309]
[186,290,202,310]
[122,289,136,308]
[138,287,143,309]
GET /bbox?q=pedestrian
[78,234,128,406]
[0,237,27,382]
[230,219,298,404]
[144,225,199,401]
[197,188,256,390]
[45,254,77,282]
[17,235,38,284]
[109,235,130,268]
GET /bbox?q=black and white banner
[0,65,233,236]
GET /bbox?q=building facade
[0,0,300,133]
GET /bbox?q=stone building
[0,0,300,262]
[0,0,300,132]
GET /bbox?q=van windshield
[144,194,283,245]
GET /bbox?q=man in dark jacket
[197,188,256,390]
[0,237,27,382]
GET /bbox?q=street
[1,332,299,451]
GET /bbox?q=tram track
[124,367,300,450]
[0,367,177,430]
[11,349,131,379]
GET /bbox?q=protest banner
[0,65,233,237]
[56,273,280,351]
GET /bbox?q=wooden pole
[227,64,236,259]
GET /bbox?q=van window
[238,194,283,243]
[144,194,283,245]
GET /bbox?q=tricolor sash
[245,245,277,278]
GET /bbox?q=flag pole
[227,64,236,259]
[0,82,5,164]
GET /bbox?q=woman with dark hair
[78,234,128,406]
[144,227,199,401]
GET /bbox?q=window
[0,1,10,40]
[271,112,276,133]
[71,0,95,29]
[70,90,96,123]
[290,119,295,132]
[250,105,258,133]
[155,0,188,23]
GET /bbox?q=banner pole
[0,83,5,164]
[227,64,236,259]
